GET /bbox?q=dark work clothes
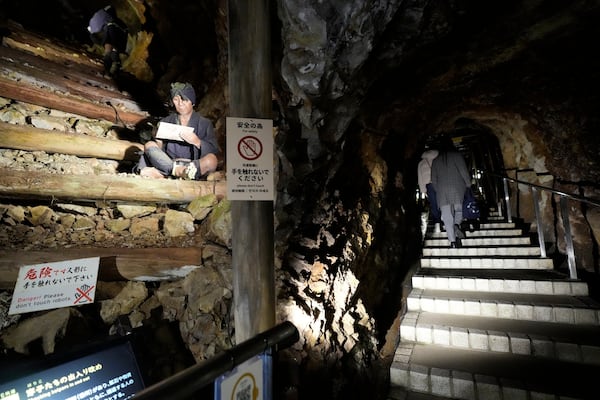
[137,111,219,180]
[159,112,219,160]
[88,8,128,74]
[89,9,127,51]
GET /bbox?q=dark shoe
[454,224,465,239]
[450,239,462,248]
[460,221,469,232]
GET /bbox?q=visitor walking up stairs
[388,211,600,400]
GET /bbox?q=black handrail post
[531,187,547,258]
[560,195,578,279]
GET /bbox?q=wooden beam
[2,20,104,71]
[0,76,147,126]
[0,45,142,111]
[0,122,143,161]
[0,168,226,204]
[0,247,204,289]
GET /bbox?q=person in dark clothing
[431,137,472,247]
[137,82,219,180]
[88,5,128,76]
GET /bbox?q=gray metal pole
[560,195,578,279]
[531,187,547,258]
[503,177,512,223]
[228,0,275,343]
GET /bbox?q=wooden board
[0,247,204,289]
[0,168,227,204]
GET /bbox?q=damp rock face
[1,308,83,355]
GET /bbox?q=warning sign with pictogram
[226,117,274,201]
[238,135,263,160]
[8,257,100,315]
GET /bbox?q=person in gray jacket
[431,137,472,247]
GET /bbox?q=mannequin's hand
[179,130,200,148]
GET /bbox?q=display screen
[0,340,145,400]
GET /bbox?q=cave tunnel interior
[1,1,600,400]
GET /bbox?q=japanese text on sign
[9,257,100,315]
[0,341,145,400]
[226,117,274,201]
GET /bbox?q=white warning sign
[226,117,274,201]
[8,257,100,315]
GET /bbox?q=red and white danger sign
[9,257,100,315]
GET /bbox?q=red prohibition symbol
[74,285,95,304]
[238,136,263,160]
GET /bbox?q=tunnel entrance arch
[419,121,505,219]
[450,126,505,213]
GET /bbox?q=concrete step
[424,236,531,247]
[399,311,600,365]
[387,386,462,400]
[428,222,516,231]
[429,229,524,238]
[422,246,541,257]
[412,268,589,295]
[390,342,600,399]
[406,289,600,324]
[478,222,515,229]
[420,256,553,269]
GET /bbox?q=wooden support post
[228,0,275,343]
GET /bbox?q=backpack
[463,188,480,220]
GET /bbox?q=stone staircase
[388,212,600,399]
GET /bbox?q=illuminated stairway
[388,212,600,399]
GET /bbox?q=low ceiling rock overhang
[278,0,600,184]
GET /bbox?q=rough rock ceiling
[3,0,599,184]
[279,0,600,183]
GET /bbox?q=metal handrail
[484,171,600,279]
[132,321,299,400]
